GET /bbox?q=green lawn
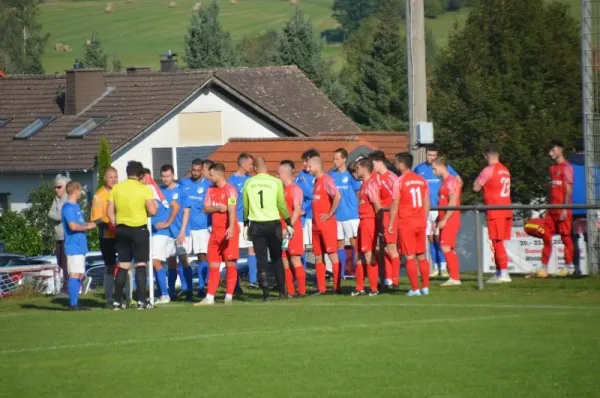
[1,275,599,397]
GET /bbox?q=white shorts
[337,219,359,240]
[426,211,439,236]
[152,235,175,262]
[238,222,253,248]
[303,218,313,246]
[67,255,85,274]
[190,229,209,254]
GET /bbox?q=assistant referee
[107,161,157,310]
[243,157,293,301]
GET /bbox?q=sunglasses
[54,186,64,189]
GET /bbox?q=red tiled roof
[210,136,376,174]
[0,66,360,172]
[317,131,410,159]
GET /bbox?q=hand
[177,233,186,245]
[559,209,567,221]
[225,226,234,240]
[387,223,395,235]
[319,213,331,222]
[285,225,294,239]
[243,226,249,241]
[87,222,97,230]
[107,223,117,234]
[437,219,447,230]
[155,222,169,230]
[217,204,228,213]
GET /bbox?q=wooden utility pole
[406,0,427,165]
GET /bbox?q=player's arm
[227,188,238,230]
[164,200,180,226]
[291,189,303,227]
[90,194,103,223]
[561,166,574,219]
[203,193,222,214]
[275,180,292,225]
[107,190,117,226]
[423,187,431,214]
[387,180,401,231]
[440,192,458,223]
[65,207,95,231]
[329,189,342,218]
[473,166,491,193]
[448,165,463,188]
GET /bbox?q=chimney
[160,59,179,73]
[65,69,106,116]
[126,66,151,75]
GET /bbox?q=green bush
[0,211,44,256]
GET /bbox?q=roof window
[13,117,55,140]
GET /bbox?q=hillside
[38,0,580,74]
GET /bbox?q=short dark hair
[126,161,144,178]
[347,160,358,174]
[425,144,439,153]
[142,168,151,176]
[395,152,413,169]
[549,139,564,149]
[237,152,254,165]
[301,148,320,161]
[209,162,226,173]
[192,158,204,167]
[484,145,499,155]
[160,164,174,174]
[334,148,348,159]
[368,150,386,162]
[357,158,373,173]
[203,159,215,168]
[280,159,295,170]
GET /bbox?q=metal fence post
[475,209,484,290]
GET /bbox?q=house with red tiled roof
[0,64,359,212]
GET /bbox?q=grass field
[1,275,599,397]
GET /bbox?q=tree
[429,0,581,205]
[112,52,122,72]
[83,30,108,70]
[238,30,281,67]
[97,138,111,186]
[0,0,49,74]
[184,0,240,69]
[343,1,408,130]
[22,181,56,254]
[332,0,384,37]
[0,211,44,256]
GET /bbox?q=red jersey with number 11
[475,162,512,220]
[392,171,428,228]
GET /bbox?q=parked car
[0,253,25,267]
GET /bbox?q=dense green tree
[22,181,56,254]
[238,30,280,67]
[0,0,49,74]
[429,0,581,205]
[112,52,122,72]
[97,138,111,186]
[0,211,44,256]
[83,30,108,70]
[184,0,240,69]
[332,0,382,37]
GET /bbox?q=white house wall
[112,88,283,180]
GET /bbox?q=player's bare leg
[194,263,221,306]
[440,245,461,286]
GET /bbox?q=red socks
[355,262,365,291]
[391,256,400,286]
[419,258,430,288]
[367,263,379,292]
[384,254,392,281]
[332,262,341,291]
[492,240,508,270]
[207,267,220,296]
[285,267,295,295]
[406,258,419,291]
[225,265,237,296]
[444,250,460,280]
[316,262,326,293]
[295,266,306,296]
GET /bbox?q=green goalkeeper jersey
[243,173,290,222]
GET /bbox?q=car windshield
[0,255,23,266]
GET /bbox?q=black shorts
[99,238,117,273]
[115,225,149,264]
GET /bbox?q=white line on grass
[0,313,554,355]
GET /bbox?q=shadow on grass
[19,297,105,311]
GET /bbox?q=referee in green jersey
[243,157,293,301]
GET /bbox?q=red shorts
[282,222,304,258]
[544,211,572,236]
[439,219,460,248]
[357,217,377,253]
[488,217,512,240]
[398,226,426,256]
[382,212,397,245]
[207,228,239,264]
[312,219,337,256]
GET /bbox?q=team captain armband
[228,197,237,206]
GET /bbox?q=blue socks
[338,248,347,280]
[177,264,187,291]
[434,241,445,266]
[182,266,193,294]
[247,254,257,284]
[155,268,168,297]
[168,268,177,297]
[301,253,307,269]
[68,277,80,307]
[197,261,208,291]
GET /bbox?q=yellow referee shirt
[108,178,153,227]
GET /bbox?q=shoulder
[414,162,428,172]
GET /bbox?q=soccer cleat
[351,290,366,297]
[555,269,569,277]
[486,275,500,284]
[137,301,153,310]
[224,297,233,305]
[69,305,91,311]
[113,301,127,311]
[154,295,171,305]
[384,278,393,287]
[496,275,512,283]
[406,289,421,297]
[194,298,215,307]
[430,269,440,277]
[310,291,323,297]
[420,287,429,295]
[535,268,549,278]
[440,278,462,287]
[248,283,260,289]
[441,270,449,278]
[368,290,379,297]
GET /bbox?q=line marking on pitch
[0,314,530,355]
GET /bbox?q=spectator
[48,174,70,293]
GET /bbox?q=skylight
[0,118,8,128]
[67,117,109,138]
[13,117,55,140]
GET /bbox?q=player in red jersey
[368,150,400,288]
[307,156,342,294]
[473,145,513,283]
[536,140,574,278]
[388,152,431,296]
[352,159,381,296]
[195,163,240,306]
[432,156,462,286]
[277,161,306,297]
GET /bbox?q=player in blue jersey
[295,149,319,267]
[159,164,193,301]
[180,159,213,296]
[414,144,462,277]
[227,152,258,288]
[330,148,361,280]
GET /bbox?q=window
[67,117,109,138]
[0,118,9,128]
[0,193,9,216]
[13,117,55,140]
